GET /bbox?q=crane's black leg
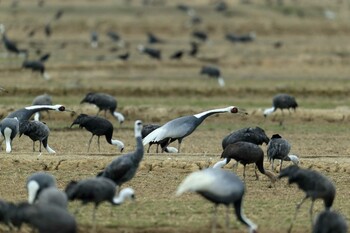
[288,196,308,233]
[254,165,259,180]
[92,205,98,233]
[177,139,183,153]
[32,141,35,152]
[97,136,100,152]
[243,165,246,180]
[39,141,42,157]
[211,205,218,233]
[280,160,284,172]
[225,206,230,231]
[147,144,152,153]
[87,135,94,152]
[309,200,315,225]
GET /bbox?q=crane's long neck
[256,158,276,183]
[193,107,230,122]
[213,158,229,169]
[233,199,257,233]
[8,105,61,122]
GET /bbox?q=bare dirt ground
[0,0,350,232]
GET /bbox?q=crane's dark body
[222,126,269,149]
[0,118,18,140]
[200,66,220,78]
[267,134,291,171]
[80,93,118,116]
[19,120,51,152]
[272,94,298,112]
[312,210,348,233]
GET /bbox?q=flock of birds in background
[0,1,349,233]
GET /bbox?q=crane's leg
[87,135,94,152]
[211,205,218,233]
[38,141,42,157]
[243,165,246,180]
[279,160,284,172]
[97,136,100,152]
[288,196,308,233]
[32,141,35,152]
[225,206,230,232]
[147,144,152,153]
[92,205,98,233]
[177,139,182,153]
[309,200,315,225]
[254,165,259,180]
[271,159,275,171]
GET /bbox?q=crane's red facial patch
[231,107,238,113]
[58,106,66,111]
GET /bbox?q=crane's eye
[231,107,238,113]
[58,106,65,111]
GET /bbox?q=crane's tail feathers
[142,127,163,146]
[176,171,215,196]
[164,147,178,153]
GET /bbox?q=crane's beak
[69,123,76,128]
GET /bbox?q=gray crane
[137,44,161,60]
[142,124,178,153]
[0,199,15,229]
[312,209,348,233]
[97,120,143,188]
[90,31,98,48]
[80,92,124,125]
[27,172,57,204]
[143,106,246,153]
[19,120,56,156]
[0,117,19,153]
[70,114,124,152]
[200,65,225,87]
[65,177,134,232]
[0,24,27,57]
[264,94,298,126]
[222,126,270,150]
[176,168,257,233]
[218,141,276,183]
[278,165,336,233]
[267,134,296,171]
[37,187,68,209]
[31,93,53,121]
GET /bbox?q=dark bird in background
[278,165,336,233]
[273,41,283,49]
[222,126,270,150]
[177,168,258,233]
[217,141,277,183]
[97,120,143,188]
[200,65,225,87]
[143,106,245,153]
[107,31,121,42]
[147,32,164,44]
[169,50,183,60]
[176,3,196,16]
[22,53,51,80]
[137,44,161,60]
[54,9,64,21]
[70,114,124,152]
[19,120,56,156]
[312,210,348,233]
[0,24,27,56]
[141,124,178,153]
[189,41,199,57]
[32,93,53,121]
[192,30,208,42]
[0,117,19,153]
[225,32,256,43]
[44,23,51,37]
[264,93,298,117]
[27,172,56,204]
[118,52,129,61]
[267,134,298,171]
[90,31,98,48]
[80,92,125,124]
[214,1,228,12]
[65,177,134,231]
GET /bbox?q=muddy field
[0,0,350,233]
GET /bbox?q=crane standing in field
[143,106,246,153]
[312,209,348,233]
[264,93,298,126]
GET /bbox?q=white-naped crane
[142,124,178,153]
[97,120,143,188]
[278,165,336,233]
[143,106,246,153]
[65,177,134,232]
[176,168,257,233]
[80,92,124,125]
[70,114,124,153]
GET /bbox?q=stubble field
[0,0,350,232]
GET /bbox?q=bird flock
[0,1,349,233]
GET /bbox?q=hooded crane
[217,141,276,183]
[312,210,348,233]
[80,92,125,125]
[225,32,256,43]
[137,44,161,60]
[0,199,16,229]
[10,202,76,233]
[200,65,225,87]
[147,32,164,44]
[267,134,298,171]
[278,165,336,233]
[70,114,124,153]
[22,53,51,80]
[176,168,257,233]
[143,106,245,153]
[222,126,270,150]
[65,177,134,232]
[0,117,19,153]
[19,120,56,156]
[27,172,57,204]
[0,24,27,56]
[32,93,53,121]
[264,94,298,125]
[37,187,68,209]
[90,31,98,48]
[189,41,199,57]
[142,124,178,153]
[97,120,143,188]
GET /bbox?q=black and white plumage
[137,44,161,60]
[80,92,125,124]
[222,126,270,150]
[176,168,257,233]
[90,31,98,48]
[143,106,245,153]
[70,114,124,152]
[27,172,56,204]
[22,53,51,80]
[0,117,19,153]
[218,141,276,183]
[65,177,134,231]
[264,93,298,117]
[200,65,225,87]
[118,52,129,61]
[312,210,348,233]
[0,24,27,56]
[278,165,336,233]
[32,93,53,121]
[97,120,143,187]
[225,32,256,43]
[141,124,178,153]
[37,187,68,209]
[267,134,293,171]
[19,120,56,155]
